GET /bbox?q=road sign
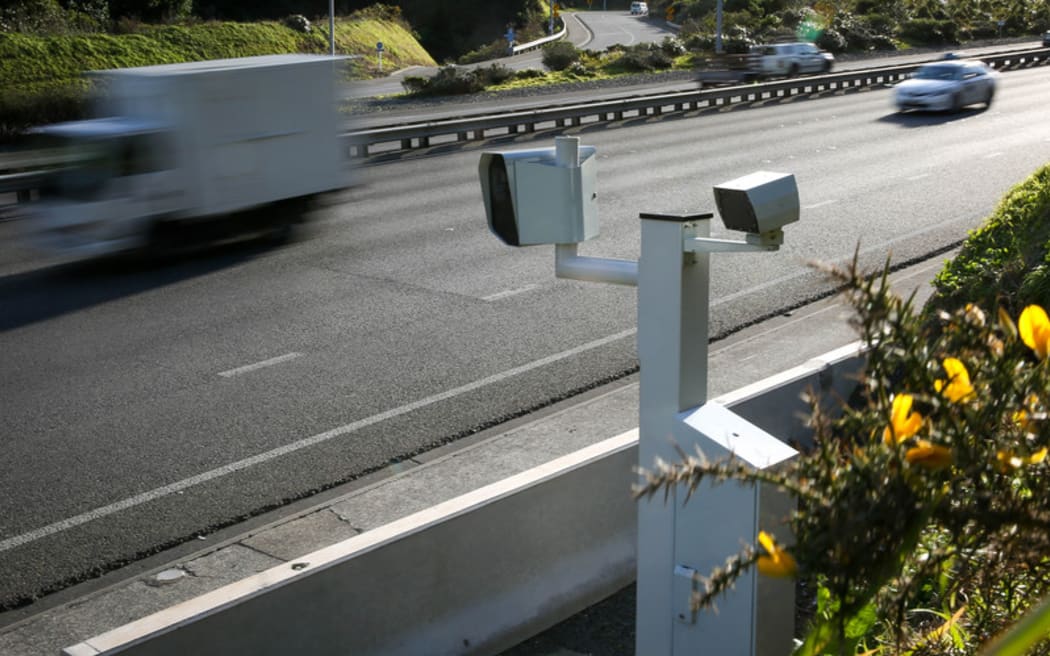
[376,41,384,52]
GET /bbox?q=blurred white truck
[25,54,351,259]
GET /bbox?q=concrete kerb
[58,342,867,656]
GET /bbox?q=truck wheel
[264,198,311,244]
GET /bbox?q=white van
[630,2,648,15]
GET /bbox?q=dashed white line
[804,200,837,210]
[483,285,540,301]
[983,151,1004,159]
[218,352,303,378]
[0,329,636,553]
[907,173,930,181]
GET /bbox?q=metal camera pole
[480,136,797,655]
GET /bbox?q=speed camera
[713,171,799,235]
[479,140,598,246]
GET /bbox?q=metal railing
[342,46,1050,157]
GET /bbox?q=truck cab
[28,118,182,257]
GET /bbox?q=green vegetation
[930,165,1050,316]
[645,0,1050,52]
[0,4,436,141]
[395,0,1048,99]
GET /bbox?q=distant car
[748,42,834,78]
[894,60,997,112]
[1043,30,1050,47]
[630,2,648,15]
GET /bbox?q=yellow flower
[934,358,974,403]
[883,393,923,445]
[905,440,953,470]
[1020,305,1050,360]
[996,447,1048,472]
[1012,394,1040,433]
[756,530,797,578]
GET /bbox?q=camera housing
[712,171,799,235]
[479,143,598,246]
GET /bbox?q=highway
[1,34,1049,617]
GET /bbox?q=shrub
[638,252,1050,653]
[513,68,546,80]
[0,82,88,141]
[473,62,515,86]
[660,35,686,56]
[541,40,579,71]
[283,14,309,33]
[107,0,193,23]
[0,0,68,34]
[458,39,511,65]
[399,64,485,96]
[815,28,847,52]
[930,165,1050,317]
[899,18,959,45]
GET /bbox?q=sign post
[376,41,384,72]
[505,26,516,56]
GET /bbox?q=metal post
[716,0,724,54]
[635,213,712,654]
[329,0,335,55]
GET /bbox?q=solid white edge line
[0,329,636,553]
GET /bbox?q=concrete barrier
[63,342,865,656]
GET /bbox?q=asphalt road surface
[1,61,1048,613]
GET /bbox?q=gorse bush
[541,39,579,71]
[401,64,486,95]
[636,254,1050,654]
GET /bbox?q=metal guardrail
[4,47,1049,199]
[511,24,566,55]
[0,150,72,199]
[342,46,1050,158]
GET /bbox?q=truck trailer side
[25,54,351,260]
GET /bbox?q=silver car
[894,60,997,112]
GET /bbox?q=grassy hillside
[1,14,434,91]
[0,8,436,139]
[929,164,1050,316]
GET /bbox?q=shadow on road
[878,105,991,127]
[0,229,300,333]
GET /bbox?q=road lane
[1,64,1048,611]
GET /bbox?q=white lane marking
[983,151,1004,159]
[907,173,930,181]
[483,285,540,301]
[218,352,303,378]
[0,329,636,553]
[804,200,837,210]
